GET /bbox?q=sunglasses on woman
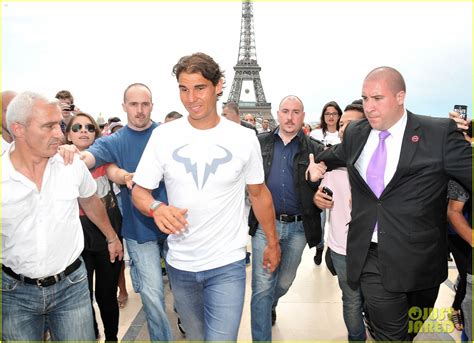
[71,123,95,133]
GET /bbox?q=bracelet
[106,235,118,244]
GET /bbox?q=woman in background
[66,113,124,341]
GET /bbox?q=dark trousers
[360,245,440,341]
[448,234,470,310]
[82,250,122,341]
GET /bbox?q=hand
[305,153,327,182]
[57,144,85,165]
[59,102,73,118]
[313,186,333,210]
[71,106,81,115]
[107,237,124,263]
[152,204,189,235]
[449,111,469,131]
[262,242,281,273]
[123,172,135,189]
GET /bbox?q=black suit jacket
[317,111,472,292]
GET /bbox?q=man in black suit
[312,66,472,340]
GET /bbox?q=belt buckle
[279,214,289,222]
[36,277,46,287]
[36,274,59,287]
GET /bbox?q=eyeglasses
[324,112,339,117]
[71,123,95,133]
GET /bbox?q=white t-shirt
[134,117,264,272]
[310,129,341,146]
[1,148,97,278]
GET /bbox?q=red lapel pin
[411,135,419,142]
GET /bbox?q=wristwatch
[148,200,163,216]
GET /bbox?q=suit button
[377,201,382,205]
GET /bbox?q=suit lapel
[349,120,372,166]
[348,120,373,194]
[383,111,420,195]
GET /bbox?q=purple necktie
[366,130,390,198]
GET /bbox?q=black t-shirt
[447,180,472,274]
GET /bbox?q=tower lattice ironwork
[225,0,274,128]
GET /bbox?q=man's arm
[444,119,472,193]
[106,164,134,189]
[57,145,96,169]
[78,195,123,262]
[247,183,281,272]
[305,153,327,182]
[131,184,188,235]
[447,199,472,247]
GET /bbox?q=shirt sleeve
[74,156,97,198]
[87,134,120,167]
[244,132,265,185]
[133,128,164,190]
[447,179,470,203]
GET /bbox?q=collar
[2,142,59,183]
[274,127,304,143]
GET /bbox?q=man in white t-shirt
[132,52,281,341]
[1,91,123,341]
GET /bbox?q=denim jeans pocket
[65,267,88,285]
[2,272,20,292]
[128,257,142,293]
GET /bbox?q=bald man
[315,67,471,340]
[2,90,17,154]
[249,95,324,341]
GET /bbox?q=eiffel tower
[224,0,274,128]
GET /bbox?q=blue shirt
[88,123,168,243]
[267,129,303,216]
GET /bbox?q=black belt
[277,214,303,223]
[2,258,81,287]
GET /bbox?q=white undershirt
[355,110,407,242]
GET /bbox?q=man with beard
[249,95,325,341]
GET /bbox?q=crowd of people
[1,52,472,342]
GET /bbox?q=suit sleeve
[315,122,353,170]
[443,119,472,193]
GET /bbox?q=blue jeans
[167,259,246,341]
[126,238,172,341]
[2,261,95,341]
[317,209,326,249]
[461,273,472,342]
[251,221,307,341]
[331,250,366,341]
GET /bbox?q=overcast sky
[3,1,472,123]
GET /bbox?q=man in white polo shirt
[1,91,123,341]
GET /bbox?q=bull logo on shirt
[172,144,232,190]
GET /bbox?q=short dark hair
[55,90,74,102]
[172,52,225,96]
[320,101,342,134]
[223,102,239,114]
[344,103,364,114]
[107,116,121,124]
[165,111,183,121]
